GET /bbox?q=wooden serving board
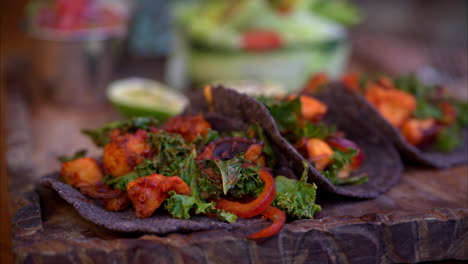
[6,66,468,263]
[12,166,468,264]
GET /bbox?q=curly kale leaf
[257,96,302,138]
[456,101,468,127]
[322,148,368,185]
[394,74,443,120]
[165,192,237,223]
[435,125,462,153]
[199,154,263,198]
[273,162,321,219]
[164,150,237,223]
[82,117,158,147]
[57,149,87,163]
[258,96,335,141]
[102,172,138,191]
[148,131,193,177]
[165,191,215,219]
[302,122,336,139]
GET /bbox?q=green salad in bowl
[174,0,361,91]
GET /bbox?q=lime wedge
[107,78,188,122]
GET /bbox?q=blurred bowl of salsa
[173,0,361,92]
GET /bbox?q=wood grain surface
[7,97,468,263]
[11,167,468,264]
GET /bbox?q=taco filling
[58,115,321,239]
[255,92,367,185]
[340,73,468,152]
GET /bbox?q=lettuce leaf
[273,162,321,219]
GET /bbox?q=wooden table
[5,83,467,264]
[5,35,468,263]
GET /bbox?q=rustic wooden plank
[12,165,468,264]
[6,68,468,264]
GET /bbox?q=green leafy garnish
[257,96,301,138]
[248,124,277,167]
[259,96,335,141]
[164,147,238,223]
[165,191,215,219]
[273,162,321,219]
[82,117,158,147]
[148,131,193,177]
[57,149,87,163]
[303,122,336,139]
[199,154,263,198]
[436,125,462,153]
[394,74,442,119]
[456,102,468,127]
[103,172,138,191]
[394,74,467,152]
[102,160,156,190]
[322,148,368,185]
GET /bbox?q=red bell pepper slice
[214,168,276,218]
[249,206,286,239]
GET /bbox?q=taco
[44,114,321,239]
[335,73,468,168]
[186,85,403,198]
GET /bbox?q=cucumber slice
[107,78,187,122]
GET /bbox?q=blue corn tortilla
[185,85,403,198]
[321,83,468,169]
[42,173,263,234]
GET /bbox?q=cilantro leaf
[57,149,87,163]
[273,162,321,219]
